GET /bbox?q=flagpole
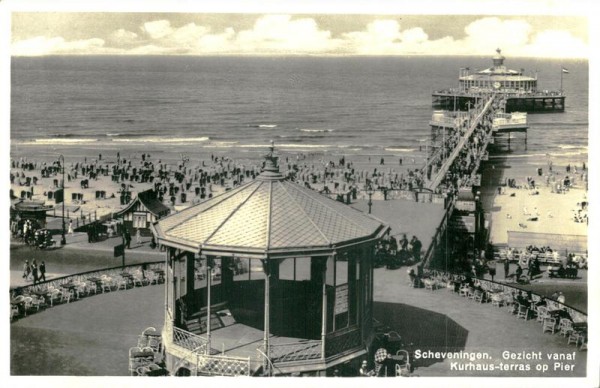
[560,65,563,92]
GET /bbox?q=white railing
[172,327,208,354]
[196,353,251,376]
[269,340,322,363]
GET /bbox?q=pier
[417,91,529,268]
[424,93,528,192]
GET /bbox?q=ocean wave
[300,128,335,133]
[111,136,210,143]
[215,143,330,149]
[557,144,588,150]
[278,143,331,149]
[21,138,100,145]
[248,124,278,129]
[384,147,417,153]
[203,141,240,148]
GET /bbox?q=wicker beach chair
[473,290,485,303]
[542,317,557,334]
[559,319,573,337]
[516,304,529,320]
[536,306,548,323]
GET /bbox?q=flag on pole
[562,67,570,74]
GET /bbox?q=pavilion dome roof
[153,145,388,257]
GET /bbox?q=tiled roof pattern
[207,182,270,248]
[283,184,371,244]
[159,183,253,231]
[157,178,384,252]
[269,181,329,248]
[166,184,257,243]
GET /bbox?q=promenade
[10,233,163,289]
[10,261,586,377]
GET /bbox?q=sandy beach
[484,159,588,249]
[10,144,429,226]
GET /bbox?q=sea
[10,55,589,173]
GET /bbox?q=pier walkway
[425,93,497,191]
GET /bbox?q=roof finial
[259,140,283,180]
[492,48,505,68]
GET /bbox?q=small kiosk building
[116,189,170,236]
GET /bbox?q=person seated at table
[377,354,396,377]
[359,360,375,377]
[516,291,529,308]
[554,307,572,322]
[526,291,534,305]
[535,297,547,307]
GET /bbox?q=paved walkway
[10,234,163,288]
[10,284,164,376]
[374,266,587,377]
[10,264,588,377]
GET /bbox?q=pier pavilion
[152,145,389,376]
[432,49,565,113]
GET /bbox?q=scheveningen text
[414,350,491,362]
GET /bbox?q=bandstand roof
[152,146,388,257]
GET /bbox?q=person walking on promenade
[31,259,39,285]
[68,219,73,235]
[410,236,422,262]
[515,264,523,281]
[39,261,46,282]
[124,229,131,249]
[22,260,31,280]
[504,259,510,279]
[135,229,141,245]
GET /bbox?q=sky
[9,12,589,58]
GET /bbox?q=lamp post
[59,155,67,245]
[366,184,374,214]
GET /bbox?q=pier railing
[422,197,455,269]
[434,88,564,98]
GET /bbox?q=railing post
[206,256,213,354]
[321,258,327,360]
